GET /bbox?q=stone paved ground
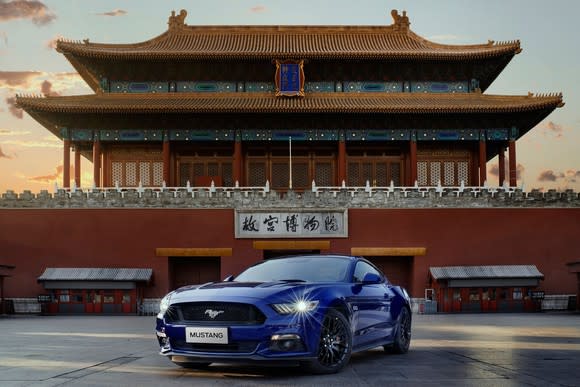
[0,312,578,386]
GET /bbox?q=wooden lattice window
[272,162,289,188]
[292,163,309,188]
[430,162,441,185]
[107,147,163,187]
[347,163,359,186]
[458,161,469,185]
[417,160,472,186]
[315,162,333,186]
[109,160,162,187]
[347,157,401,186]
[140,163,151,186]
[248,161,267,186]
[417,145,473,186]
[375,162,388,186]
[390,163,401,186]
[444,162,455,186]
[178,158,232,187]
[247,152,334,190]
[221,163,233,186]
[417,162,428,186]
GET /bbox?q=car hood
[168,281,329,305]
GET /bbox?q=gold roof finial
[391,9,410,32]
[168,9,187,31]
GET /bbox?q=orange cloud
[29,164,73,183]
[0,70,87,95]
[565,170,580,184]
[5,96,23,118]
[250,5,267,13]
[0,71,42,88]
[45,34,63,50]
[489,163,500,177]
[41,79,59,96]
[0,128,30,135]
[537,169,579,186]
[95,9,127,17]
[538,170,563,182]
[2,138,61,148]
[0,144,12,159]
[537,120,566,139]
[0,0,56,25]
[487,161,521,179]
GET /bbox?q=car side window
[352,261,382,283]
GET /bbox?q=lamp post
[289,136,293,190]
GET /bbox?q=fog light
[270,334,305,352]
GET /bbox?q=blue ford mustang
[156,254,412,374]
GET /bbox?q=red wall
[0,208,578,298]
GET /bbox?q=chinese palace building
[3,9,578,314]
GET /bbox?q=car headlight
[272,300,319,314]
[159,292,174,314]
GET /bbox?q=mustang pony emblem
[204,309,225,319]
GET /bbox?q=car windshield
[234,256,351,283]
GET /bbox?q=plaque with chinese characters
[235,209,347,238]
[275,59,305,97]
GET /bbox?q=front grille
[170,339,259,353]
[165,302,266,325]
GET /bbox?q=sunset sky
[1,0,578,193]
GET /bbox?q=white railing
[310,179,522,198]
[53,179,526,200]
[56,180,271,199]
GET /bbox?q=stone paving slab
[0,313,578,386]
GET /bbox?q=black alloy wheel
[387,307,411,354]
[305,309,352,374]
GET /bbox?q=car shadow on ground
[171,348,399,381]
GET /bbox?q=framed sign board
[275,59,305,97]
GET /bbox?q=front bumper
[156,314,322,363]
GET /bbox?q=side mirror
[362,272,382,284]
[223,275,235,282]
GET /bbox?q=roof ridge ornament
[168,9,187,32]
[391,9,410,33]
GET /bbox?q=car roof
[266,254,357,261]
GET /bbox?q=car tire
[385,307,411,354]
[173,362,212,369]
[304,309,352,374]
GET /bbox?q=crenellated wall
[1,187,579,209]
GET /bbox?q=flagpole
[289,136,293,189]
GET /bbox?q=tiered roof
[17,91,562,115]
[16,9,562,142]
[57,12,520,61]
[54,9,521,91]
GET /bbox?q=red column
[498,146,506,186]
[233,140,242,185]
[74,147,81,187]
[508,140,517,187]
[93,136,101,187]
[479,139,487,186]
[409,139,417,186]
[163,135,170,185]
[337,139,346,185]
[63,139,71,188]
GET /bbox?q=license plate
[185,327,228,344]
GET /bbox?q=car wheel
[173,362,212,369]
[385,307,411,354]
[304,309,352,374]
